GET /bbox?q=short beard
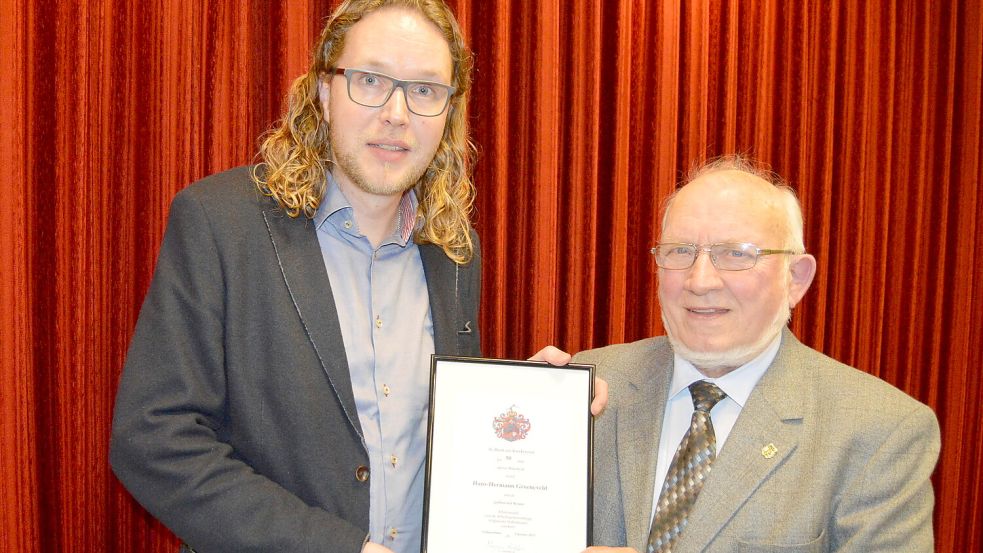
[330,129,428,197]
[663,300,791,373]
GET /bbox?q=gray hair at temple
[660,155,806,253]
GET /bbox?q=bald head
[662,158,805,253]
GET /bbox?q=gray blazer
[575,328,939,553]
[110,167,481,553]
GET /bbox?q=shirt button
[383,384,391,397]
[390,454,398,467]
[389,527,398,540]
[354,465,369,482]
[344,220,353,229]
[375,316,383,329]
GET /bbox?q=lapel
[619,344,675,552]
[419,242,459,356]
[262,209,362,438]
[676,329,808,553]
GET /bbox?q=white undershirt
[649,333,782,524]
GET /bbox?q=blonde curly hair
[253,0,476,263]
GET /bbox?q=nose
[379,86,410,126]
[684,249,724,295]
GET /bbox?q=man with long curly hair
[111,2,480,552]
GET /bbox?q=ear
[787,253,817,309]
[318,76,331,125]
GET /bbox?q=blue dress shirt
[650,332,782,524]
[314,176,433,553]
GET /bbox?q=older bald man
[580,156,940,553]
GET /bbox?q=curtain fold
[2,0,980,551]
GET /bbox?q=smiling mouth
[687,308,729,315]
[369,143,409,152]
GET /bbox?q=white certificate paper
[422,356,594,553]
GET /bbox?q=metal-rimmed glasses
[651,242,799,271]
[331,67,456,117]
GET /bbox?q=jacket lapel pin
[761,443,778,459]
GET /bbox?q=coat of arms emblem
[493,406,531,442]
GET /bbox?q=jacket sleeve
[468,229,482,356]
[109,188,367,553]
[831,401,941,552]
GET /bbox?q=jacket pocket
[736,529,827,553]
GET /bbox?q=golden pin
[761,443,778,459]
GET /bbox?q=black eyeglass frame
[650,242,800,271]
[330,67,457,117]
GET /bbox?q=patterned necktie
[647,380,727,553]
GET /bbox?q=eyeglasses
[330,67,456,117]
[650,242,799,271]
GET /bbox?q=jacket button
[355,465,370,482]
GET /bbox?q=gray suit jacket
[110,167,481,552]
[575,328,939,553]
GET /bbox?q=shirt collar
[669,332,783,408]
[314,173,420,246]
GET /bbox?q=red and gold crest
[493,406,531,442]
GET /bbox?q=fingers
[591,377,609,416]
[528,345,572,365]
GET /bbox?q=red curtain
[2,0,980,551]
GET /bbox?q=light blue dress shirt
[314,176,434,553]
[649,332,782,524]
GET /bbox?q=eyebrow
[354,60,450,83]
[660,239,748,245]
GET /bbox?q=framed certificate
[421,356,594,553]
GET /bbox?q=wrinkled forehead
[663,170,791,242]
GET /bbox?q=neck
[695,364,739,379]
[335,178,403,248]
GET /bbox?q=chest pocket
[736,528,827,553]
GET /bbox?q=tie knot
[689,380,726,413]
